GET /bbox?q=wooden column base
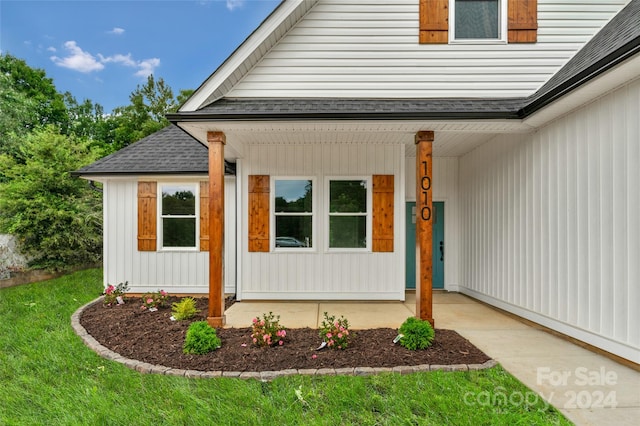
[207,316,226,328]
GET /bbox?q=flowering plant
[250,312,287,347]
[140,290,169,310]
[103,281,129,306]
[319,312,350,349]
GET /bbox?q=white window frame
[158,182,199,251]
[449,0,507,44]
[326,176,372,253]
[271,177,316,252]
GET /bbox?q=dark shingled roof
[74,125,210,176]
[175,98,528,120]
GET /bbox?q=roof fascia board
[180,0,314,112]
[169,110,522,122]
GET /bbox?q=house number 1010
[421,160,431,221]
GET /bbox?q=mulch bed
[80,296,490,372]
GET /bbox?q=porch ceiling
[178,119,533,159]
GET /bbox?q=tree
[0,126,103,270]
[0,73,38,159]
[109,75,179,151]
[0,53,67,130]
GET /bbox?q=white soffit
[178,119,533,158]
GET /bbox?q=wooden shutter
[419,0,449,44]
[137,182,157,251]
[508,0,537,43]
[372,175,394,252]
[248,175,270,252]
[200,181,209,251]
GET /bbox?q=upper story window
[273,178,313,249]
[328,178,370,250]
[453,0,503,41]
[160,184,197,249]
[419,0,537,44]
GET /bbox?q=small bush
[183,321,221,355]
[398,317,435,350]
[251,312,287,347]
[172,297,199,320]
[319,312,350,350]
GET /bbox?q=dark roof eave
[167,110,522,123]
[72,170,209,178]
[521,36,640,117]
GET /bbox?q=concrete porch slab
[317,302,415,329]
[224,302,318,329]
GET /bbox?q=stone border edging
[71,297,498,380]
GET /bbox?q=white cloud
[98,53,136,67]
[47,46,57,52]
[108,27,125,35]
[226,0,244,11]
[134,58,160,77]
[51,41,159,77]
[50,41,104,73]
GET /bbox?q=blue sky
[0,0,280,113]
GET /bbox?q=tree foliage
[0,127,103,270]
[109,75,179,151]
[0,54,67,130]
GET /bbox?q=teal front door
[405,201,444,289]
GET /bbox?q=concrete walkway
[225,292,640,426]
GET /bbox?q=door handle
[439,241,444,261]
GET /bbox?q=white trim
[157,182,199,251]
[270,176,316,252]
[449,0,507,44]
[460,288,640,364]
[235,160,243,301]
[240,291,405,301]
[325,176,372,253]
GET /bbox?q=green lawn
[0,269,571,425]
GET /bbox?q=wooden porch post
[415,131,434,326]
[207,131,226,327]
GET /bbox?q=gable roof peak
[180,0,318,112]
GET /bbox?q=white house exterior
[77,0,640,364]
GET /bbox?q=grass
[0,269,571,425]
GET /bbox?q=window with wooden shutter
[248,175,270,252]
[137,181,157,251]
[420,0,537,43]
[508,0,537,43]
[419,0,449,44]
[200,181,209,251]
[372,175,394,252]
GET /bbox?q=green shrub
[171,297,199,320]
[398,317,435,350]
[183,321,221,355]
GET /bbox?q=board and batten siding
[103,177,237,294]
[406,156,461,289]
[227,0,629,99]
[458,78,640,363]
[239,143,405,300]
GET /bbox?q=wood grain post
[207,131,226,327]
[415,131,434,327]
